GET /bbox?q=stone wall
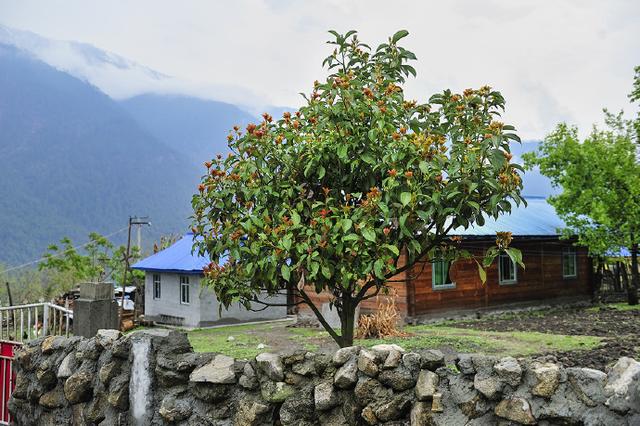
[8,330,640,425]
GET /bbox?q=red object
[0,341,20,425]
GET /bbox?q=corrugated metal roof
[453,197,565,237]
[132,233,212,274]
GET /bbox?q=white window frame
[563,248,577,278]
[180,276,190,305]
[153,274,161,299]
[432,260,456,290]
[499,254,518,285]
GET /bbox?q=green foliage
[39,232,143,285]
[522,112,640,256]
[192,30,524,345]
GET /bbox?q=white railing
[0,302,72,343]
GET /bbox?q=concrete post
[72,282,120,337]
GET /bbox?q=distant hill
[120,94,255,165]
[0,44,198,264]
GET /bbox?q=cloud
[0,0,638,139]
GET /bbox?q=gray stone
[190,354,236,384]
[493,356,522,387]
[418,349,445,370]
[256,352,285,381]
[415,370,439,401]
[457,354,475,375]
[358,349,379,377]
[495,397,536,425]
[107,373,129,410]
[474,374,502,399]
[378,366,418,391]
[354,377,392,406]
[314,381,340,411]
[361,405,378,425]
[261,381,295,403]
[567,367,607,406]
[370,344,405,359]
[402,352,422,372]
[333,346,360,366]
[57,352,75,379]
[99,360,120,385]
[279,385,316,425]
[334,358,358,389]
[374,392,412,422]
[531,362,561,398]
[410,401,433,426]
[159,395,192,422]
[39,388,66,409]
[605,357,640,413]
[64,371,93,404]
[292,359,316,376]
[95,329,121,348]
[383,349,402,370]
[235,399,272,426]
[239,363,259,389]
[190,382,230,402]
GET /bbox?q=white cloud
[0,0,638,139]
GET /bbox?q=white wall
[144,272,287,327]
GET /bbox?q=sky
[1,0,639,140]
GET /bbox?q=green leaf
[281,264,291,281]
[291,211,301,226]
[282,235,292,250]
[505,247,525,269]
[391,30,409,43]
[321,265,332,279]
[337,144,348,160]
[362,228,376,242]
[343,234,359,242]
[400,192,411,207]
[318,165,326,179]
[383,244,400,256]
[373,259,386,279]
[477,262,487,284]
[419,161,429,174]
[342,219,353,232]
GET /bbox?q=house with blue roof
[132,233,287,327]
[298,197,594,321]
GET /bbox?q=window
[180,276,190,304]
[153,274,161,299]
[499,254,517,284]
[563,248,577,278]
[432,260,455,289]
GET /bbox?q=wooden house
[298,197,593,322]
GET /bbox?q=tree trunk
[614,262,622,292]
[592,259,603,304]
[339,295,356,348]
[621,262,630,292]
[629,242,639,305]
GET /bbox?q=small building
[298,197,593,321]
[132,233,287,327]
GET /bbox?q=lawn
[180,320,602,360]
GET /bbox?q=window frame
[562,247,578,279]
[498,254,518,285]
[431,260,456,290]
[180,275,190,305]
[152,274,161,300]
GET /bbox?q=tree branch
[298,288,341,344]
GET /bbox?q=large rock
[415,370,439,401]
[473,374,502,400]
[418,349,445,370]
[256,352,285,381]
[494,356,522,387]
[261,381,296,403]
[531,362,561,398]
[57,352,75,379]
[604,357,640,413]
[357,349,379,377]
[354,377,392,406]
[39,388,66,409]
[64,371,93,404]
[95,329,121,348]
[314,382,340,411]
[159,395,193,422]
[567,367,607,407]
[334,358,358,389]
[333,346,360,366]
[235,399,272,426]
[373,392,413,422]
[495,397,536,425]
[189,354,236,384]
[99,360,120,385]
[382,350,403,370]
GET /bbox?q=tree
[523,110,640,305]
[192,30,525,347]
[39,232,143,286]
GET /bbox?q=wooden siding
[297,238,593,319]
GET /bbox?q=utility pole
[120,216,151,328]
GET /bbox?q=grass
[586,302,640,313]
[179,321,603,359]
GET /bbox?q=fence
[0,302,72,425]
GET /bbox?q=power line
[0,226,129,275]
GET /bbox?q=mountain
[0,44,199,264]
[120,94,255,165]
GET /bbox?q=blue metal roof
[132,233,214,274]
[454,197,566,237]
